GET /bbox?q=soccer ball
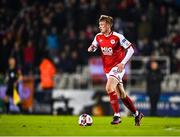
[78,114,93,126]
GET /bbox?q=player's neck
[10,65,15,69]
[104,30,112,37]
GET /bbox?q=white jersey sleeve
[114,32,131,49]
[113,32,134,64]
[121,46,134,64]
[91,35,99,52]
[92,35,98,47]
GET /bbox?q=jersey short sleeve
[114,32,131,49]
[119,34,131,49]
[92,35,99,47]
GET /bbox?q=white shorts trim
[106,66,125,83]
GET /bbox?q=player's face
[99,21,110,34]
[9,58,16,68]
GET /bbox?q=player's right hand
[117,63,125,72]
[88,45,97,52]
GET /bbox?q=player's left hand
[117,63,125,72]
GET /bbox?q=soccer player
[88,15,144,126]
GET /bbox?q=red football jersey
[92,32,131,73]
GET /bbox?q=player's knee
[120,93,126,99]
[119,89,126,99]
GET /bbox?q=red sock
[108,91,120,113]
[121,95,136,114]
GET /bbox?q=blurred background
[0,0,179,116]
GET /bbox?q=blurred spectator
[76,42,88,65]
[152,5,168,40]
[53,2,67,32]
[137,14,152,40]
[66,29,78,49]
[139,37,155,56]
[77,0,90,29]
[58,52,69,73]
[69,50,79,73]
[85,25,94,41]
[146,60,163,116]
[23,40,35,74]
[46,27,59,56]
[11,41,23,70]
[0,37,11,74]
[39,55,56,90]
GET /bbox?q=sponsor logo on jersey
[110,39,115,44]
[101,47,113,55]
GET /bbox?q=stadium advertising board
[130,92,180,116]
[52,90,180,116]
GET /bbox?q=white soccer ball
[78,114,93,126]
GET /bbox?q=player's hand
[88,45,96,52]
[117,63,125,72]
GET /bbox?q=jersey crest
[110,39,115,44]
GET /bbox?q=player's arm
[117,45,134,71]
[117,35,134,72]
[88,44,98,52]
[4,72,9,84]
[88,35,98,52]
[121,45,134,65]
[17,69,23,82]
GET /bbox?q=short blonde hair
[99,15,113,27]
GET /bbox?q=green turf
[0,115,180,136]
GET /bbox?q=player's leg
[4,96,10,113]
[5,86,13,114]
[149,92,160,116]
[16,86,23,113]
[116,83,126,98]
[117,84,137,114]
[117,84,144,126]
[106,77,121,124]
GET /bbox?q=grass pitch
[0,115,180,136]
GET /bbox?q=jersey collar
[104,31,113,37]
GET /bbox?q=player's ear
[108,23,111,29]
